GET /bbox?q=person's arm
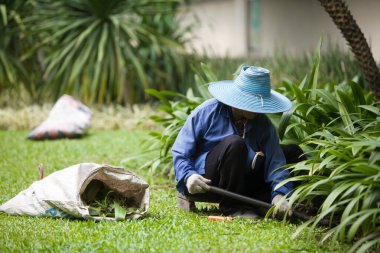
[172,111,204,194]
[262,123,293,199]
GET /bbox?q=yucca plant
[27,0,186,105]
[138,9,196,94]
[0,0,29,93]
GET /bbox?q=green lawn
[0,130,350,252]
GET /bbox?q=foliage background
[0,0,197,105]
[0,0,363,107]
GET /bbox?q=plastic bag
[27,95,92,140]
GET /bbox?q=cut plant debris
[83,180,141,220]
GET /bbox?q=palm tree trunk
[318,0,380,102]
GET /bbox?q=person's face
[231,107,258,120]
[241,110,258,119]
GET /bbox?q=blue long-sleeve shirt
[172,98,293,199]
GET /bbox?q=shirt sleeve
[172,111,203,194]
[261,122,293,199]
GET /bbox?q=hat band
[234,75,271,97]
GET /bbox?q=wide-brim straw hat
[208,66,292,113]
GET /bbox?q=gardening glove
[186,174,211,194]
[272,194,293,217]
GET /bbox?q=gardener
[172,66,296,218]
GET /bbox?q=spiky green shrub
[27,0,189,104]
[138,7,196,94]
[0,0,29,92]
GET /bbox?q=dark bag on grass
[0,163,150,220]
[27,95,92,140]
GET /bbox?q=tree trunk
[318,0,380,102]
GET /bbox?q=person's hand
[272,194,293,217]
[186,174,211,194]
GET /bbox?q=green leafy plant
[277,39,373,143]
[27,0,187,104]
[0,0,29,92]
[84,182,141,221]
[0,0,51,102]
[276,41,380,252]
[87,190,140,221]
[138,8,197,95]
[122,88,203,180]
[122,63,215,179]
[282,111,380,253]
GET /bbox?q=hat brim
[208,80,292,113]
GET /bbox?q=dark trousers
[203,135,270,212]
[199,135,304,214]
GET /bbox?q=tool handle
[208,186,312,221]
[208,186,272,209]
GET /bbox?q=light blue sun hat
[208,66,292,113]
